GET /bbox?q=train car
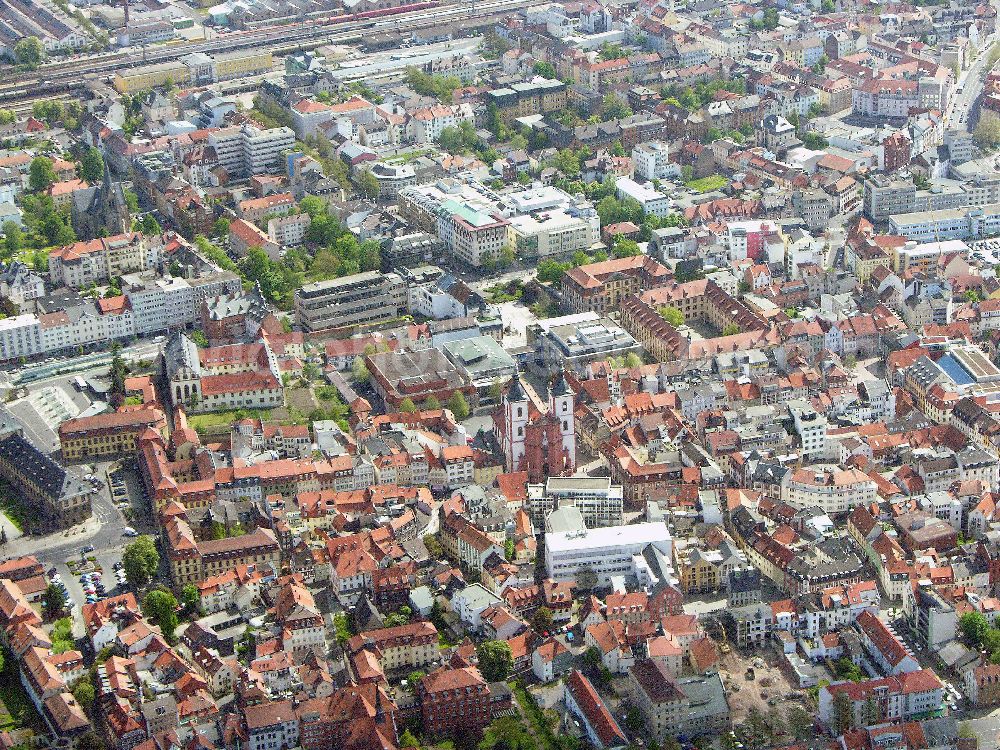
[321,0,440,27]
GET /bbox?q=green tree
[477,640,514,682]
[612,237,641,258]
[623,704,643,733]
[601,93,632,120]
[122,536,160,589]
[212,217,230,237]
[13,36,43,69]
[536,259,572,284]
[43,583,65,618]
[447,391,470,420]
[833,691,854,735]
[802,132,829,150]
[576,565,598,591]
[28,156,57,192]
[79,147,104,183]
[356,169,379,200]
[135,213,161,235]
[51,617,74,652]
[333,613,351,645]
[479,717,536,750]
[143,589,178,642]
[531,606,553,633]
[787,705,813,740]
[488,379,503,403]
[658,305,685,326]
[75,733,105,750]
[181,584,200,613]
[424,533,443,559]
[835,657,864,682]
[194,236,237,272]
[625,352,643,368]
[551,148,582,176]
[351,356,369,384]
[961,611,990,647]
[423,395,441,410]
[404,67,461,102]
[722,323,741,336]
[72,678,96,711]
[504,538,515,560]
[400,398,417,414]
[437,126,466,154]
[533,61,557,78]
[190,330,209,347]
[2,221,24,260]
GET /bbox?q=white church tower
[549,371,576,468]
[502,369,529,471]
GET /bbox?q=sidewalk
[0,511,22,545]
[0,515,101,560]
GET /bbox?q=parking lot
[46,552,129,638]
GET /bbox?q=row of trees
[193,200,384,308]
[959,611,1000,662]
[404,67,462,103]
[397,391,470,419]
[32,100,84,131]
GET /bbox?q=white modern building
[545,521,673,586]
[408,103,475,144]
[208,122,295,178]
[788,398,828,459]
[615,177,671,217]
[0,314,43,361]
[528,476,624,528]
[632,142,679,181]
[451,583,502,630]
[124,271,240,335]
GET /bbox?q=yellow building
[486,79,567,124]
[59,408,166,461]
[113,50,273,94]
[347,622,438,671]
[212,49,274,81]
[113,61,187,94]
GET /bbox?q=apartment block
[294,271,406,333]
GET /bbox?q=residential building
[628,660,730,739]
[562,256,672,314]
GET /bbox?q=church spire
[507,369,526,402]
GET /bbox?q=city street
[948,36,998,131]
[960,709,1000,744]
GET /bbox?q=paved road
[0,460,141,566]
[948,33,1000,131]
[962,709,1000,744]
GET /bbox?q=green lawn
[685,174,729,193]
[0,481,27,532]
[187,408,275,432]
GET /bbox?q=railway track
[0,0,530,106]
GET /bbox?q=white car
[122,527,139,537]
